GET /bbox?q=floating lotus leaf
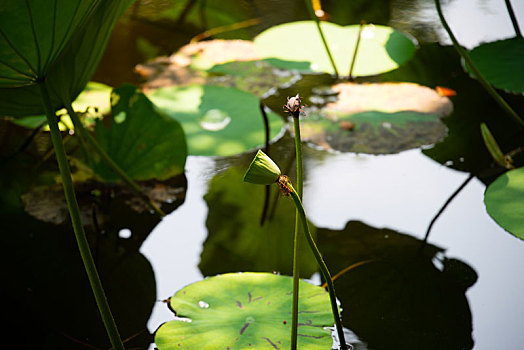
[147,84,284,156]
[136,40,300,97]
[468,37,524,94]
[301,82,451,154]
[484,167,524,240]
[254,21,417,77]
[155,272,333,350]
[91,84,187,181]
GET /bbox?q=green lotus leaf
[468,37,524,94]
[147,85,284,157]
[155,272,333,350]
[254,21,416,77]
[0,0,134,116]
[484,167,524,240]
[91,84,187,182]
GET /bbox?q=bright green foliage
[91,84,187,182]
[147,85,284,156]
[0,0,134,116]
[254,21,416,77]
[484,167,524,240]
[155,272,333,350]
[468,38,524,94]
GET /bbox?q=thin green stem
[504,0,522,38]
[39,80,125,350]
[304,0,339,76]
[65,104,165,217]
[287,182,348,350]
[435,0,524,129]
[290,116,303,350]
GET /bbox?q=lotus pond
[1,1,524,349]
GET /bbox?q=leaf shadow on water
[318,221,477,350]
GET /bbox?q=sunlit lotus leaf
[254,21,416,77]
[0,0,134,116]
[200,165,317,277]
[484,167,524,240]
[301,82,450,154]
[468,37,524,94]
[136,40,301,97]
[318,220,477,349]
[147,84,284,156]
[155,272,333,350]
[91,84,187,182]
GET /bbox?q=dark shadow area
[318,220,477,350]
[0,123,187,349]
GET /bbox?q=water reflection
[318,220,477,350]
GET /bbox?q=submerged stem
[435,0,524,129]
[39,81,125,350]
[65,104,165,217]
[286,181,348,350]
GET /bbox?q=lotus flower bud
[243,150,281,185]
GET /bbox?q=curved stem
[287,182,348,350]
[39,81,125,350]
[304,0,339,76]
[290,116,304,349]
[65,104,165,217]
[435,0,524,129]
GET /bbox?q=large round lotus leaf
[0,0,134,116]
[147,85,284,156]
[91,84,187,182]
[484,167,524,240]
[254,21,416,77]
[301,82,450,154]
[468,37,524,94]
[155,272,334,349]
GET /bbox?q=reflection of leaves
[301,82,450,154]
[484,167,524,240]
[200,165,317,278]
[1,210,156,349]
[254,22,416,77]
[318,221,477,350]
[148,84,284,157]
[155,273,333,350]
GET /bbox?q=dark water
[2,0,524,349]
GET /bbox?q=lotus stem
[305,0,339,76]
[290,114,303,350]
[504,0,522,38]
[39,80,125,350]
[435,0,524,129]
[285,179,348,350]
